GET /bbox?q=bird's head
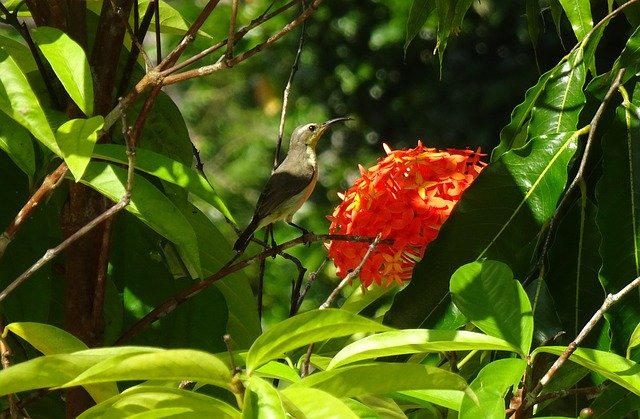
[290,117,352,150]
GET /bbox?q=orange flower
[326,141,486,287]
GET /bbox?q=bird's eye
[308,125,317,132]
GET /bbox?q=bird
[233,117,351,252]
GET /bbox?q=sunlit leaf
[246,309,391,372]
[57,116,103,180]
[289,363,467,398]
[77,386,239,419]
[0,48,59,154]
[3,322,87,354]
[0,111,35,182]
[558,0,593,41]
[282,387,359,419]
[243,375,286,419]
[459,358,526,418]
[63,349,232,390]
[31,26,93,115]
[450,261,533,356]
[328,329,518,370]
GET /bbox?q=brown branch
[292,258,328,315]
[115,233,387,345]
[225,0,239,60]
[526,275,640,407]
[0,321,21,418]
[161,0,324,86]
[0,163,68,259]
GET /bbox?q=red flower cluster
[326,141,485,287]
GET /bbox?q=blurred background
[161,0,619,323]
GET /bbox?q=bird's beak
[322,117,353,128]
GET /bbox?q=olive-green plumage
[234,118,350,252]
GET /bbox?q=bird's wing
[253,170,314,220]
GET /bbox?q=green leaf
[246,309,391,372]
[528,48,586,136]
[328,329,519,370]
[57,116,103,180]
[387,132,579,332]
[0,347,158,401]
[93,144,234,222]
[63,349,232,390]
[493,70,553,160]
[288,363,467,398]
[450,261,533,355]
[77,386,239,419]
[243,375,286,419]
[558,0,593,41]
[3,322,87,354]
[533,346,640,396]
[80,162,201,278]
[596,102,640,353]
[526,278,563,347]
[255,361,301,383]
[404,0,434,52]
[0,48,59,155]
[0,111,35,182]
[0,34,37,73]
[526,0,541,50]
[589,383,640,418]
[433,0,474,75]
[31,26,93,116]
[459,358,526,419]
[340,282,395,314]
[136,0,212,37]
[281,387,359,419]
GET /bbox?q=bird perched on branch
[233,117,351,252]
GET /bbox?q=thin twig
[115,233,387,344]
[0,163,68,259]
[275,0,306,168]
[526,275,640,407]
[301,234,382,377]
[225,0,239,60]
[154,0,161,64]
[110,0,153,69]
[293,258,328,315]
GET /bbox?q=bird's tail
[233,218,259,252]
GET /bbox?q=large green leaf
[459,358,526,419]
[328,329,519,370]
[3,322,87,355]
[533,346,640,396]
[386,132,579,330]
[31,26,93,116]
[57,116,103,181]
[93,143,234,222]
[0,347,159,401]
[528,48,586,136]
[62,349,232,390]
[80,162,201,278]
[596,100,640,354]
[78,386,239,419]
[0,34,37,73]
[450,261,533,356]
[246,309,391,372]
[0,111,35,182]
[558,0,593,42]
[393,389,464,411]
[0,48,59,154]
[281,387,359,419]
[288,363,467,398]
